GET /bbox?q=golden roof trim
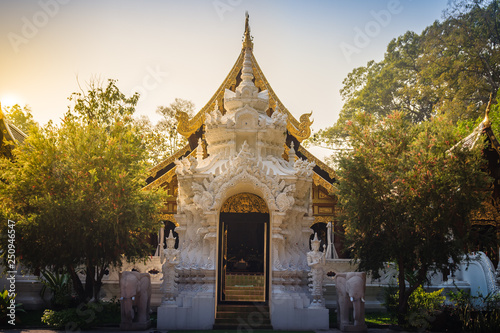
[471,220,498,226]
[458,92,500,156]
[148,143,191,178]
[470,198,499,226]
[144,144,194,191]
[144,167,176,191]
[159,214,178,226]
[313,172,335,194]
[0,104,26,145]
[298,145,336,180]
[313,215,335,224]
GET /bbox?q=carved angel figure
[160,230,179,304]
[307,232,326,307]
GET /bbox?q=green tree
[336,111,489,325]
[420,0,500,121]
[310,0,500,148]
[341,31,436,123]
[155,98,194,158]
[2,104,38,133]
[0,79,164,302]
[137,98,194,166]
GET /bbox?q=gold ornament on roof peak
[287,111,313,142]
[243,11,253,49]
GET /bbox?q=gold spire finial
[484,93,493,127]
[243,11,253,49]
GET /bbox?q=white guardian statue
[160,230,179,304]
[307,232,326,307]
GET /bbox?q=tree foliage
[311,0,500,147]
[335,111,489,325]
[137,98,194,166]
[421,0,500,121]
[2,104,38,133]
[0,79,164,302]
[70,78,139,126]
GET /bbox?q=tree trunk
[397,262,409,326]
[396,262,429,327]
[85,266,95,301]
[68,264,86,302]
[92,265,106,302]
[93,280,103,302]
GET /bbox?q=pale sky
[1,0,448,139]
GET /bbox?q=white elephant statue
[335,272,367,332]
[119,271,151,331]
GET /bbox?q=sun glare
[0,93,24,108]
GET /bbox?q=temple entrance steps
[224,285,265,301]
[224,273,265,302]
[213,304,272,329]
[226,273,264,285]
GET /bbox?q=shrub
[39,269,73,309]
[383,283,399,320]
[95,297,121,325]
[406,286,445,330]
[41,299,120,330]
[384,285,445,330]
[0,289,24,325]
[447,289,500,333]
[42,308,90,330]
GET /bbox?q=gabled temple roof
[146,14,336,192]
[457,95,500,226]
[175,13,313,144]
[0,103,27,157]
[456,96,500,154]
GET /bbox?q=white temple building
[146,14,334,330]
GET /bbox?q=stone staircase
[213,304,272,329]
[213,273,271,329]
[224,273,265,302]
[225,285,265,301]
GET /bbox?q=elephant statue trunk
[120,296,135,324]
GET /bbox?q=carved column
[204,211,218,270]
[157,226,165,258]
[302,216,315,254]
[271,212,286,271]
[173,214,187,275]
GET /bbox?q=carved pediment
[221,192,269,213]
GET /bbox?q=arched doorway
[217,193,270,304]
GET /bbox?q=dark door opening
[218,212,269,304]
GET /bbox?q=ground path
[2,328,413,333]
